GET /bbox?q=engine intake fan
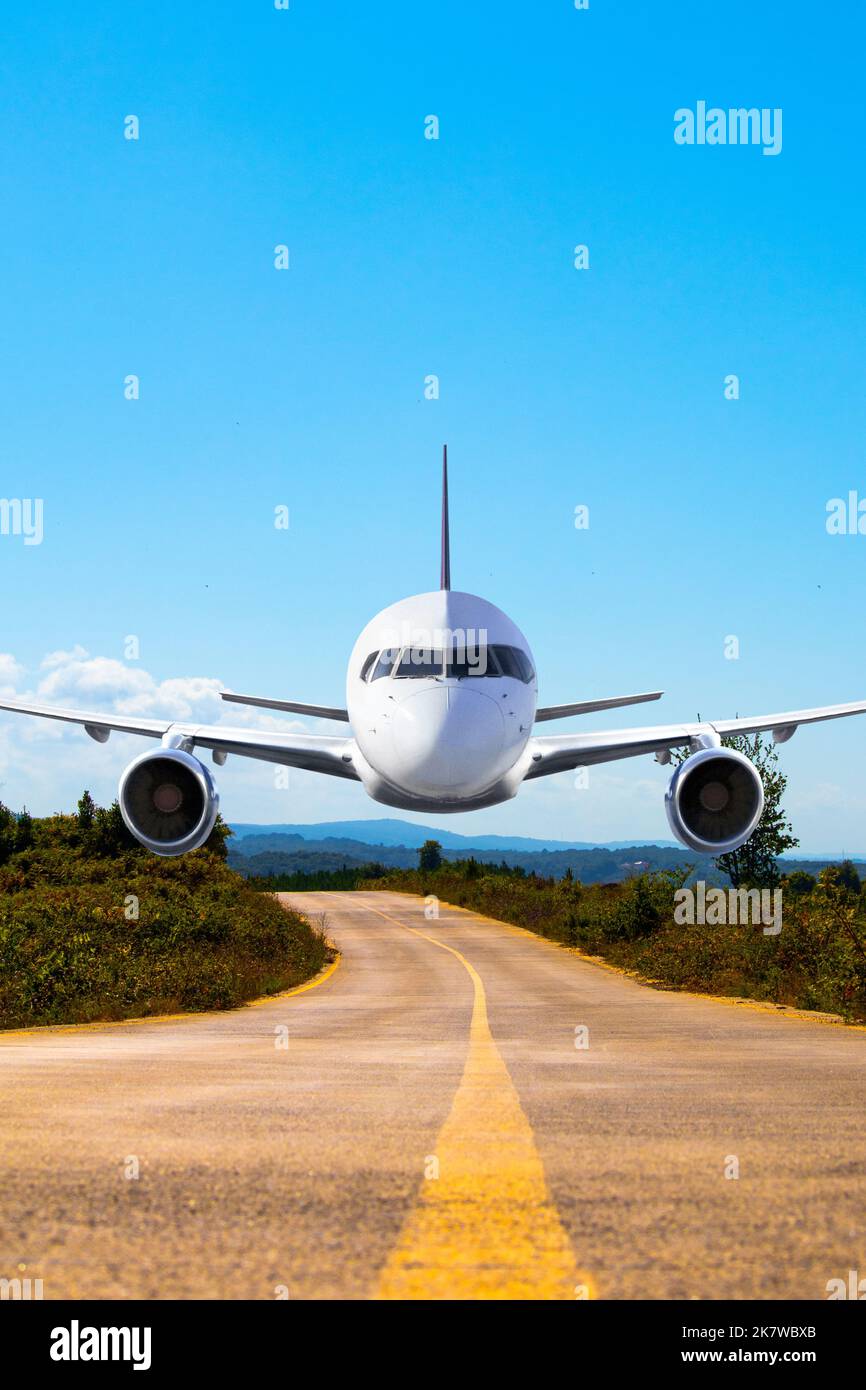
[665,745,763,855]
[118,747,219,857]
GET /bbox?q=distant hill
[229,841,417,876]
[227,820,866,886]
[228,818,684,853]
[228,844,699,885]
[227,832,709,885]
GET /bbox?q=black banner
[4,1298,861,1375]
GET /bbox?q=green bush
[0,798,329,1030]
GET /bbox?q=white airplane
[1,448,865,857]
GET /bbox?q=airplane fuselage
[347,589,537,812]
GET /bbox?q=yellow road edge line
[379,891,866,1034]
[360,900,593,1301]
[243,951,341,1008]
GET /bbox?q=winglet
[440,444,451,591]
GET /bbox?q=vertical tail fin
[440,444,451,591]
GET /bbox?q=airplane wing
[523,699,866,779]
[535,691,663,722]
[220,691,349,722]
[0,697,360,781]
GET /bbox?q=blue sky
[0,1,864,850]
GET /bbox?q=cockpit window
[371,642,534,683]
[493,645,535,683]
[445,644,495,678]
[395,647,444,678]
[516,649,535,682]
[370,648,399,681]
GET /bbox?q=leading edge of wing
[524,699,866,779]
[0,697,360,781]
[535,691,663,722]
[0,696,170,738]
[220,691,350,722]
[192,726,359,779]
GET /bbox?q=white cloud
[38,655,154,704]
[40,644,90,671]
[789,780,865,813]
[116,675,225,721]
[0,646,333,816]
[0,653,25,696]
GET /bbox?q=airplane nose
[391,686,507,795]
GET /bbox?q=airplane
[1,446,865,858]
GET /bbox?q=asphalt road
[1,889,864,1300]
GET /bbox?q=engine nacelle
[665,746,764,855]
[118,747,219,857]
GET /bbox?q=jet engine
[118,747,219,856]
[665,746,764,855]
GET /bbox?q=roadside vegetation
[359,748,866,1023]
[361,858,866,1022]
[246,863,391,891]
[0,793,330,1031]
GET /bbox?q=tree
[813,871,866,968]
[833,859,862,895]
[611,873,662,940]
[77,790,97,832]
[204,814,232,860]
[0,800,16,866]
[819,860,862,898]
[671,732,798,888]
[784,869,816,896]
[92,800,139,856]
[15,808,34,851]
[418,839,443,871]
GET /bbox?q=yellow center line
[361,901,594,1301]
